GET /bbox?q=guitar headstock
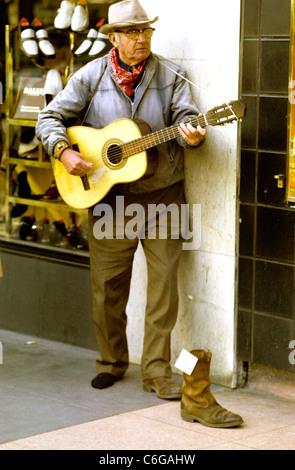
[206,100,246,126]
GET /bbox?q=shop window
[287,0,295,201]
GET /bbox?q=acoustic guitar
[52,100,245,209]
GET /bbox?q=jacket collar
[107,51,157,115]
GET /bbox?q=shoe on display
[42,180,60,200]
[16,171,31,198]
[88,32,110,57]
[56,237,73,248]
[18,135,39,156]
[76,219,88,250]
[11,216,34,240]
[44,69,63,104]
[71,0,89,32]
[19,215,36,241]
[11,171,31,218]
[54,0,75,30]
[74,28,98,57]
[26,218,50,242]
[20,146,39,160]
[18,17,38,58]
[41,220,66,245]
[64,222,80,247]
[51,220,67,245]
[32,18,56,58]
[74,18,105,57]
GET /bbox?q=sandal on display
[71,0,89,32]
[18,17,38,58]
[74,18,105,57]
[32,18,56,58]
[54,0,75,30]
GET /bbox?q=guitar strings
[84,116,203,163]
[81,107,236,164]
[83,113,226,164]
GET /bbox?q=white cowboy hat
[100,0,158,35]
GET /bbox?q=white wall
[126,0,242,387]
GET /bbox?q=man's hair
[113,32,122,45]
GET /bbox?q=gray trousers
[88,182,185,381]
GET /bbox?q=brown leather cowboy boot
[181,349,243,428]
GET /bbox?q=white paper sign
[174,349,198,375]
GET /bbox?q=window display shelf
[3,20,94,260]
[8,158,52,169]
[3,2,113,261]
[7,196,85,212]
[7,118,37,127]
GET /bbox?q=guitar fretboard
[112,100,245,159]
[121,115,205,157]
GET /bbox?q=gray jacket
[36,51,201,193]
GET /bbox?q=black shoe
[11,171,31,218]
[91,373,120,389]
[41,219,66,245]
[17,215,35,240]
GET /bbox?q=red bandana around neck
[110,47,146,97]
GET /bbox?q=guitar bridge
[81,174,90,190]
[72,143,90,191]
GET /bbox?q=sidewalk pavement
[0,329,295,451]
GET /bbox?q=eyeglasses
[115,27,155,40]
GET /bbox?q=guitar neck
[119,99,245,157]
[123,114,205,157]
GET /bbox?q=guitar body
[51,100,245,209]
[52,118,155,209]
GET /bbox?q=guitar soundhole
[107,144,123,166]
